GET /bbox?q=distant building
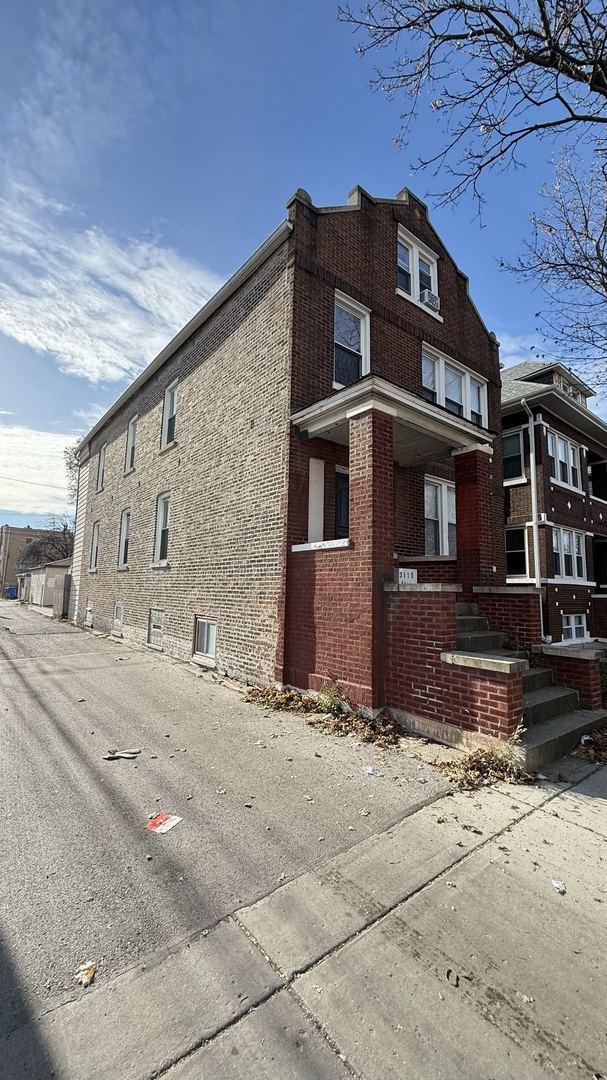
[0,525,60,594]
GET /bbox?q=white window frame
[118,508,131,568]
[89,521,100,571]
[505,525,529,580]
[546,426,583,492]
[502,429,525,485]
[424,477,456,557]
[396,226,443,322]
[193,616,217,664]
[161,380,178,448]
[551,526,587,582]
[421,345,488,428]
[153,493,171,566]
[125,416,137,472]
[333,291,371,390]
[96,444,106,492]
[562,613,589,642]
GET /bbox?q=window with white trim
[503,431,524,481]
[125,416,137,471]
[562,614,588,641]
[153,493,170,565]
[193,617,217,660]
[424,478,456,556]
[421,348,488,427]
[90,521,100,570]
[505,527,527,577]
[118,509,130,567]
[161,381,178,448]
[552,526,586,580]
[548,429,581,489]
[333,293,370,388]
[96,444,106,491]
[397,227,439,312]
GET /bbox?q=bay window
[552,526,586,580]
[503,431,524,481]
[549,429,582,489]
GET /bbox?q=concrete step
[523,685,579,726]
[522,667,553,693]
[456,630,506,651]
[456,602,479,616]
[520,708,607,770]
[456,615,489,633]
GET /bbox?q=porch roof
[291,375,494,466]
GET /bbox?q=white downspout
[521,399,546,640]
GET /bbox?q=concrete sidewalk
[5,753,606,1079]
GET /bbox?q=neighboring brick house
[0,525,63,594]
[72,186,606,759]
[502,360,607,643]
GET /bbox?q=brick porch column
[454,447,493,599]
[349,409,394,707]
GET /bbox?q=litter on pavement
[104,748,142,760]
[364,764,377,776]
[145,813,182,833]
[552,879,567,895]
[75,961,96,988]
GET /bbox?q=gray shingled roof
[501,360,556,404]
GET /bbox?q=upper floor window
[333,292,370,389]
[96,445,106,491]
[554,372,584,404]
[503,430,524,481]
[154,493,170,565]
[125,417,137,472]
[397,227,440,316]
[547,429,581,490]
[421,348,488,428]
[424,478,456,556]
[161,381,178,448]
[90,521,100,570]
[118,509,131,568]
[552,526,586,580]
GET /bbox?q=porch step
[456,602,479,616]
[520,708,607,771]
[523,685,579,726]
[522,667,553,693]
[456,630,506,651]
[456,615,489,633]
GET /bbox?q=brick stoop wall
[385,584,524,740]
[532,648,605,710]
[474,586,543,649]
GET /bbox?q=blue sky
[0,0,600,527]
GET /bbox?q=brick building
[0,525,63,594]
[502,360,607,643]
[72,187,607,762]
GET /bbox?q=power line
[0,474,68,492]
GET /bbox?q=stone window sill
[159,440,178,456]
[117,565,129,572]
[292,538,350,552]
[150,561,170,569]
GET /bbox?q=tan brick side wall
[78,247,293,682]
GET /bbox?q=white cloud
[71,403,108,433]
[0,186,223,383]
[0,409,16,416]
[0,426,72,515]
[497,331,544,369]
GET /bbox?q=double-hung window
[118,509,130,568]
[90,521,100,570]
[562,614,588,641]
[424,478,456,556]
[552,526,586,580]
[335,467,349,539]
[503,431,524,481]
[125,417,137,472]
[505,527,527,577]
[333,293,370,389]
[549,429,581,489]
[154,494,170,565]
[396,227,440,314]
[96,445,106,491]
[161,381,178,448]
[421,348,488,427]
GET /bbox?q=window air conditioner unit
[420,289,440,312]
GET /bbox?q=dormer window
[396,227,441,319]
